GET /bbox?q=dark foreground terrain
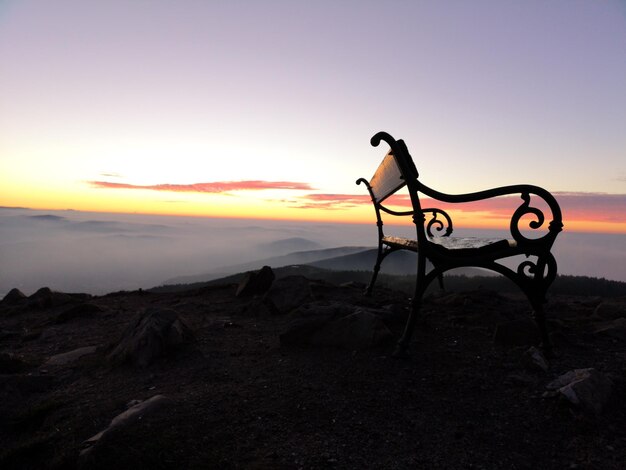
[1,274,625,469]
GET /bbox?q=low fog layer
[1,208,624,296]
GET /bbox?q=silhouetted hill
[152,265,626,298]
[162,246,496,287]
[162,246,372,285]
[308,249,493,277]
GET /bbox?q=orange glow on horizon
[2,177,623,233]
[7,199,625,235]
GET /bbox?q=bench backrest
[368,140,419,203]
[369,150,405,203]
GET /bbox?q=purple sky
[0,1,625,229]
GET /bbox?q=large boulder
[1,288,26,305]
[107,308,193,368]
[236,265,275,298]
[28,287,74,309]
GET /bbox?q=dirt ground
[1,279,625,469]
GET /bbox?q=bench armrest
[377,205,454,237]
[417,182,563,247]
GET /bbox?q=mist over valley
[1,207,624,297]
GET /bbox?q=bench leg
[533,305,553,357]
[393,297,422,357]
[365,262,381,296]
[393,252,428,357]
[365,247,384,296]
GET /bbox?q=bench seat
[383,235,516,252]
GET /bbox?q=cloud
[553,192,626,223]
[291,193,415,209]
[291,194,375,209]
[294,191,626,223]
[89,180,315,193]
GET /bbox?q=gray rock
[80,395,173,462]
[45,345,99,366]
[264,276,313,314]
[236,265,275,298]
[493,317,540,347]
[592,301,625,321]
[107,308,193,368]
[546,368,613,414]
[593,317,626,341]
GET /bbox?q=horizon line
[2,205,625,235]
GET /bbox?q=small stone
[521,346,549,372]
[80,395,173,460]
[546,368,613,414]
[46,346,99,366]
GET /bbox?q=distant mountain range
[162,246,372,285]
[161,245,494,287]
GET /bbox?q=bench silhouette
[357,131,563,357]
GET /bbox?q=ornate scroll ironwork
[423,209,453,238]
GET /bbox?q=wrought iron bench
[357,131,563,357]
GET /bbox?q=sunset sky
[1,0,625,233]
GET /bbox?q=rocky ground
[0,272,625,469]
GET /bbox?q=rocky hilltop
[0,270,625,469]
